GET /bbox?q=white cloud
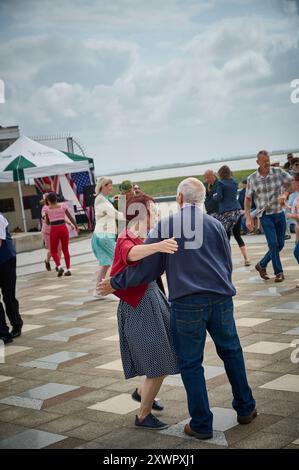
[1,0,213,33]
[0,1,299,172]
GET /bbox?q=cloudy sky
[0,0,299,174]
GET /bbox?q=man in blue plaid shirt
[245,150,292,282]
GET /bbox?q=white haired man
[99,177,256,440]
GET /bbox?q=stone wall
[0,182,39,232]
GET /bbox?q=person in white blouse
[91,177,125,298]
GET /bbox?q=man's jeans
[170,296,255,434]
[259,212,286,275]
[294,241,299,264]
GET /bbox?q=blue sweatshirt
[214,179,241,213]
[111,206,236,302]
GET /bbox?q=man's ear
[177,193,183,206]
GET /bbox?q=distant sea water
[107,152,299,185]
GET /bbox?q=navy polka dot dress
[117,282,180,379]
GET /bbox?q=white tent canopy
[0,136,93,232]
[0,135,90,182]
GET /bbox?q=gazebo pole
[17,169,27,232]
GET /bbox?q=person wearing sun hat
[119,180,134,195]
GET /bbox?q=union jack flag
[66,171,94,229]
[34,175,60,194]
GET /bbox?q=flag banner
[34,175,59,194]
[66,171,94,229]
[64,200,78,239]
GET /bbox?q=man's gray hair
[177,177,206,205]
[204,169,215,176]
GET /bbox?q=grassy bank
[113,168,255,197]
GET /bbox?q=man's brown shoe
[274,273,285,283]
[255,263,270,280]
[237,409,258,425]
[184,423,213,440]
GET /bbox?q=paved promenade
[0,236,299,449]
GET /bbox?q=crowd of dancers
[0,149,298,439]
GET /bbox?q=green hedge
[112,168,255,197]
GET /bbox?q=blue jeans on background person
[259,212,286,275]
[241,209,257,233]
[170,295,256,434]
[240,214,247,233]
[294,241,299,264]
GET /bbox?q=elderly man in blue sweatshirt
[99,177,256,440]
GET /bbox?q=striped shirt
[246,167,291,217]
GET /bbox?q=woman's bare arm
[45,213,50,225]
[65,208,77,227]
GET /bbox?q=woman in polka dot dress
[109,194,180,430]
